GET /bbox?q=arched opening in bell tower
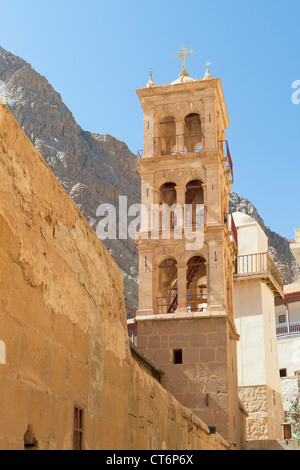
[185,179,205,228]
[186,255,207,312]
[184,113,203,152]
[155,115,176,156]
[157,258,178,314]
[158,182,177,230]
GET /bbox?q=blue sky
[0,0,299,239]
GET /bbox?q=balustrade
[153,132,205,156]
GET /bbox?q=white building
[275,283,300,411]
[232,212,284,441]
[275,229,300,410]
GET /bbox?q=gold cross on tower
[174,45,194,71]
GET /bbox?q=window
[73,406,84,450]
[280,369,287,378]
[173,349,182,364]
[279,315,286,324]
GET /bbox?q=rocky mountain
[229,192,300,286]
[0,46,298,317]
[0,46,140,317]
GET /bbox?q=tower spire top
[145,68,156,88]
[203,61,213,80]
[147,68,155,78]
[174,45,194,71]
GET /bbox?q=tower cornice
[136,77,229,130]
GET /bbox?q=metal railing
[149,205,207,232]
[156,295,207,315]
[153,132,205,156]
[276,321,300,337]
[157,295,176,315]
[219,139,233,181]
[230,213,238,248]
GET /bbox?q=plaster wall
[234,280,266,386]
[236,221,268,256]
[261,282,282,393]
[277,336,300,377]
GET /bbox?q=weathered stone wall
[0,103,229,450]
[136,317,246,449]
[238,385,284,442]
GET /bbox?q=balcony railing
[276,321,300,337]
[153,132,205,156]
[156,295,207,315]
[146,205,206,232]
[219,139,233,181]
[234,252,284,298]
[186,296,207,313]
[157,295,176,315]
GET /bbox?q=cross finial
[147,68,155,78]
[203,61,213,80]
[145,68,156,88]
[174,45,194,71]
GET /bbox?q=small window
[279,315,286,324]
[280,369,287,378]
[73,406,84,450]
[173,349,182,364]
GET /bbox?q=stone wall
[0,103,229,450]
[137,316,247,449]
[238,385,284,442]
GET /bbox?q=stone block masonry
[137,316,246,448]
[0,103,229,450]
[238,385,283,442]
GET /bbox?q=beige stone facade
[0,102,233,450]
[134,69,246,448]
[137,317,246,449]
[238,385,283,441]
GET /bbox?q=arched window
[157,182,177,231]
[185,180,205,228]
[154,115,176,156]
[184,113,203,152]
[186,256,207,312]
[157,258,178,314]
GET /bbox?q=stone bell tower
[134,49,244,447]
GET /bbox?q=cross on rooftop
[204,61,212,69]
[174,45,194,71]
[147,68,155,78]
